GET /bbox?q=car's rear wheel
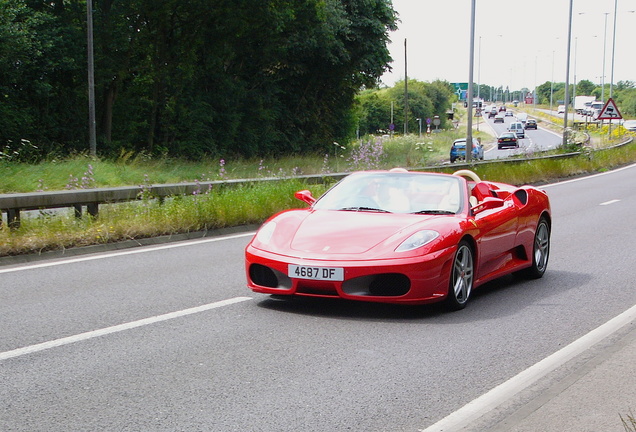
[519,217,550,279]
[446,240,474,311]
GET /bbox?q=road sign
[451,83,468,100]
[597,98,622,120]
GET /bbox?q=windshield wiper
[411,209,455,215]
[339,206,391,213]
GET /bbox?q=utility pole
[87,0,97,157]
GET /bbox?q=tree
[0,0,86,154]
[354,79,454,136]
[576,79,596,96]
[0,0,399,159]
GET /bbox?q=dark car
[497,132,518,149]
[525,119,538,130]
[488,107,497,118]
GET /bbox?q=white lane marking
[600,199,620,206]
[0,232,255,274]
[0,296,252,361]
[419,302,636,432]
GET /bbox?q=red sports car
[245,169,551,310]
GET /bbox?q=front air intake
[249,264,278,288]
[369,273,411,296]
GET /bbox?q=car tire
[518,217,550,279]
[445,240,474,311]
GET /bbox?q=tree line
[534,79,636,114]
[1,0,400,160]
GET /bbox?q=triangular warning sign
[597,98,622,120]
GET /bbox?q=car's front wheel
[446,240,474,311]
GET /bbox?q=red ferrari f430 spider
[245,169,551,310]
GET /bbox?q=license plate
[288,265,344,281]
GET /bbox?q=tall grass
[0,128,496,194]
[0,180,331,256]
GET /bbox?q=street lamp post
[550,51,554,113]
[573,38,578,101]
[466,0,476,163]
[562,0,574,146]
[477,36,481,131]
[610,0,617,98]
[601,12,609,102]
[404,39,409,135]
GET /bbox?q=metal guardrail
[0,174,347,228]
[1,135,632,228]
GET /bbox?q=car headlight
[255,221,276,245]
[395,230,439,252]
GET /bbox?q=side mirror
[472,196,505,214]
[294,190,316,205]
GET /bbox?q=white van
[508,121,525,138]
[515,113,528,125]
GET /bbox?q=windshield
[313,172,463,214]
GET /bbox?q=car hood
[254,209,458,260]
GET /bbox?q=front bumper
[245,245,456,305]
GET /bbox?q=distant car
[494,114,505,123]
[498,132,518,149]
[508,121,525,138]
[488,107,497,118]
[623,120,636,132]
[505,111,514,117]
[450,138,484,163]
[499,106,506,112]
[525,119,538,130]
[557,105,566,114]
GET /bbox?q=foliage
[0,0,398,160]
[355,79,455,135]
[576,79,596,96]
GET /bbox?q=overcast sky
[380,0,636,92]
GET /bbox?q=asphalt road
[478,112,562,160]
[2,163,636,431]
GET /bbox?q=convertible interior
[453,169,528,211]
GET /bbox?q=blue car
[450,138,484,163]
